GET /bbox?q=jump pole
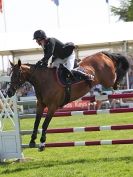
[81,92,133,101]
[19,107,133,119]
[17,92,133,105]
[21,124,133,135]
[22,139,133,148]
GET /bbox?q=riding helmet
[33,30,47,40]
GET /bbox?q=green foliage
[111,0,133,21]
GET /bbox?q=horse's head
[7,60,27,97]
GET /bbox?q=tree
[111,0,133,21]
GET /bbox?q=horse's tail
[102,51,130,89]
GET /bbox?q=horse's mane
[22,63,52,71]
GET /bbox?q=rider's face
[36,38,43,45]
[36,38,46,46]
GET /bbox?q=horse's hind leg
[29,102,45,148]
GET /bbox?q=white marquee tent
[0,21,133,72]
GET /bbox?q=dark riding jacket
[41,38,75,63]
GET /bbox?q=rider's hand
[35,60,47,68]
[37,60,43,65]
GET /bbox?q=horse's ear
[9,60,14,67]
[18,59,21,67]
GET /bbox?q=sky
[0,0,120,33]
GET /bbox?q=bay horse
[7,51,129,151]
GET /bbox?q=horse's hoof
[38,143,45,152]
[38,146,45,152]
[29,141,36,148]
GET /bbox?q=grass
[0,113,133,177]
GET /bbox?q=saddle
[57,64,94,107]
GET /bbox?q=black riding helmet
[33,30,47,40]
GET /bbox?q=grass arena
[13,113,133,177]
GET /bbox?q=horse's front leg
[39,106,57,151]
[29,102,45,148]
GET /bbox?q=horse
[7,51,129,151]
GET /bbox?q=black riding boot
[59,64,75,80]
[72,70,94,84]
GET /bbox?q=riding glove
[35,59,48,68]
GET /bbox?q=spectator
[26,87,35,96]
[90,84,102,110]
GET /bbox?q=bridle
[9,66,25,90]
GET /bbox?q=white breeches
[51,51,75,70]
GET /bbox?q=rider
[33,29,94,84]
[33,29,75,70]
